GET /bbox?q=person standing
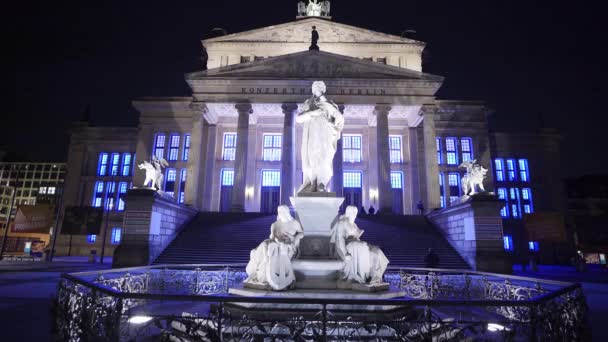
[424,248,439,268]
[416,200,424,215]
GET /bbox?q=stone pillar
[422,107,441,212]
[202,124,217,211]
[280,103,298,205]
[185,103,206,209]
[375,105,393,214]
[231,103,252,212]
[332,105,345,197]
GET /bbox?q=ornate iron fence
[51,265,589,341]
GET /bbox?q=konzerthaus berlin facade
[57,15,564,260]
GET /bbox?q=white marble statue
[296,81,344,193]
[330,206,389,285]
[138,156,169,191]
[459,159,488,196]
[306,0,322,16]
[321,1,331,16]
[245,205,304,290]
[297,1,306,16]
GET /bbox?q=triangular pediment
[187,50,443,81]
[204,18,421,45]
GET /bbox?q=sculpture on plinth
[306,0,322,16]
[459,159,488,196]
[137,156,169,191]
[296,81,344,193]
[245,205,304,290]
[330,206,389,286]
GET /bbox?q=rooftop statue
[297,1,306,16]
[245,205,304,290]
[459,159,488,196]
[330,206,389,285]
[296,81,344,193]
[306,0,322,16]
[137,156,169,191]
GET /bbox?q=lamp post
[99,169,116,264]
[0,164,23,259]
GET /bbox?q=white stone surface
[292,259,343,289]
[290,196,344,236]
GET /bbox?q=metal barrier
[52,264,589,341]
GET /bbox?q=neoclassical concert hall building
[58,12,563,259]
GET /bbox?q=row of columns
[185,102,440,214]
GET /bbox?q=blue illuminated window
[105,182,116,210]
[117,182,128,211]
[97,153,109,176]
[460,138,473,162]
[436,138,442,165]
[222,133,237,161]
[109,153,120,176]
[263,134,282,161]
[389,136,403,163]
[111,228,122,244]
[518,159,529,182]
[165,168,176,197]
[343,171,362,188]
[121,153,132,176]
[183,134,191,161]
[448,172,460,203]
[528,241,539,252]
[221,169,234,186]
[506,159,517,181]
[343,135,362,163]
[439,172,445,208]
[494,159,505,182]
[390,171,403,189]
[522,188,534,214]
[168,134,180,161]
[178,169,187,204]
[262,170,281,187]
[503,235,513,251]
[445,137,458,165]
[92,181,104,208]
[497,188,509,217]
[154,134,166,159]
[87,234,96,243]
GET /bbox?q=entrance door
[343,171,362,211]
[391,171,404,215]
[219,169,234,212]
[261,170,281,213]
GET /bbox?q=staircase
[154,213,470,269]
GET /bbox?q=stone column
[231,103,252,212]
[185,103,206,209]
[280,103,297,205]
[422,106,441,211]
[202,124,217,211]
[375,105,393,214]
[332,104,345,197]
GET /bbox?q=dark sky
[4,1,607,178]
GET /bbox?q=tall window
[497,188,509,217]
[222,133,237,161]
[178,169,187,204]
[503,235,514,251]
[390,171,403,189]
[506,159,517,181]
[521,188,534,214]
[436,138,442,164]
[262,134,282,161]
[105,181,116,210]
[110,153,120,176]
[510,188,520,218]
[518,159,530,182]
[154,134,166,159]
[168,134,180,161]
[117,182,128,211]
[445,137,458,165]
[87,234,96,243]
[97,153,109,176]
[389,136,402,163]
[262,170,281,186]
[221,169,234,186]
[460,138,473,162]
[528,241,539,252]
[343,134,362,163]
[448,172,460,204]
[343,171,362,188]
[121,153,132,176]
[183,134,191,161]
[165,168,176,197]
[92,181,104,207]
[439,173,446,208]
[494,159,505,182]
[111,228,122,244]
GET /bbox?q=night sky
[5,1,606,178]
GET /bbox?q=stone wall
[428,194,511,273]
[113,189,197,267]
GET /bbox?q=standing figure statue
[459,159,488,196]
[306,0,322,16]
[137,156,169,191]
[330,206,389,285]
[296,81,344,193]
[321,1,331,16]
[245,205,304,290]
[297,1,306,16]
[309,25,319,51]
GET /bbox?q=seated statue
[245,205,304,290]
[330,206,389,284]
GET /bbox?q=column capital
[374,104,392,115]
[235,102,253,114]
[281,103,299,114]
[189,102,219,124]
[420,104,439,116]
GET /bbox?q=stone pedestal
[427,193,512,273]
[113,189,197,268]
[290,195,344,236]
